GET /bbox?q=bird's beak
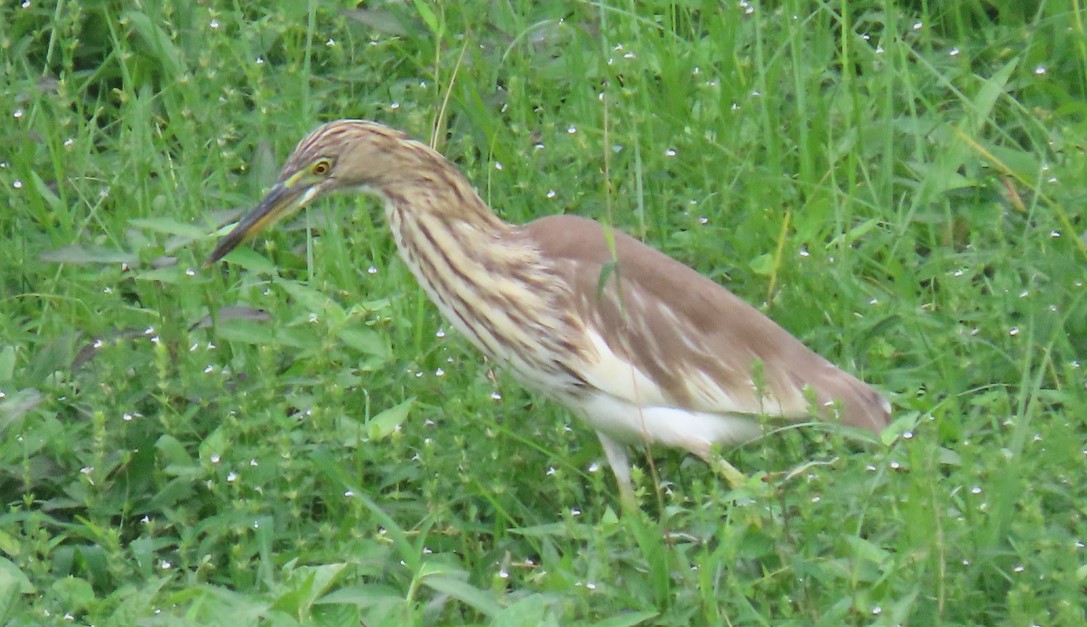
[206,178,312,265]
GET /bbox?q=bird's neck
[379,188,587,398]
[379,181,513,255]
[381,187,525,325]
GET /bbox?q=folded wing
[521,214,890,434]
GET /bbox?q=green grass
[2,0,1085,624]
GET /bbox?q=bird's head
[206,119,422,264]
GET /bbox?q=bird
[207,119,891,508]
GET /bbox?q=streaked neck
[378,188,587,398]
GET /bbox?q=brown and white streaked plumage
[208,119,891,506]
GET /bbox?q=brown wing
[520,214,890,433]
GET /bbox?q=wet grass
[2,0,1085,624]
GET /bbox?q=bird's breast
[385,205,591,398]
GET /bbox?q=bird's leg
[596,432,638,511]
[706,455,749,490]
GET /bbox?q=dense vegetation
[2,1,1084,624]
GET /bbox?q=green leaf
[25,333,78,384]
[0,529,20,560]
[421,575,501,618]
[336,326,388,357]
[412,0,442,37]
[589,611,659,627]
[0,554,35,595]
[128,217,207,240]
[0,388,44,427]
[155,434,195,468]
[920,58,1018,201]
[318,583,404,607]
[846,535,891,567]
[39,245,137,266]
[986,144,1043,181]
[490,595,559,627]
[367,398,414,441]
[123,10,185,79]
[748,253,775,276]
[624,515,671,607]
[212,247,279,275]
[341,7,417,36]
[104,577,171,627]
[132,265,187,284]
[278,279,345,322]
[311,449,437,575]
[48,577,96,614]
[215,320,309,349]
[0,556,35,624]
[274,563,349,620]
[29,171,63,214]
[198,427,228,465]
[828,217,881,248]
[0,346,14,382]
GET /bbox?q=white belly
[570,392,764,458]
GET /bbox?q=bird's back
[520,214,890,435]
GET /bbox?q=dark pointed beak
[206,182,308,265]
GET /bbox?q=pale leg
[596,432,637,511]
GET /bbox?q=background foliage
[1,0,1085,624]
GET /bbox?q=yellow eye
[311,159,331,176]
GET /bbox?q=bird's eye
[311,159,331,176]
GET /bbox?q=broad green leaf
[336,326,388,357]
[421,575,501,618]
[39,245,137,265]
[215,320,309,348]
[210,247,279,275]
[490,595,558,627]
[318,583,403,607]
[0,556,35,622]
[341,7,416,36]
[132,265,187,284]
[48,577,96,614]
[748,253,775,276]
[25,333,78,384]
[155,434,194,468]
[128,217,207,240]
[0,528,20,559]
[986,144,1043,181]
[278,280,345,321]
[367,398,414,441]
[198,427,228,465]
[0,388,43,426]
